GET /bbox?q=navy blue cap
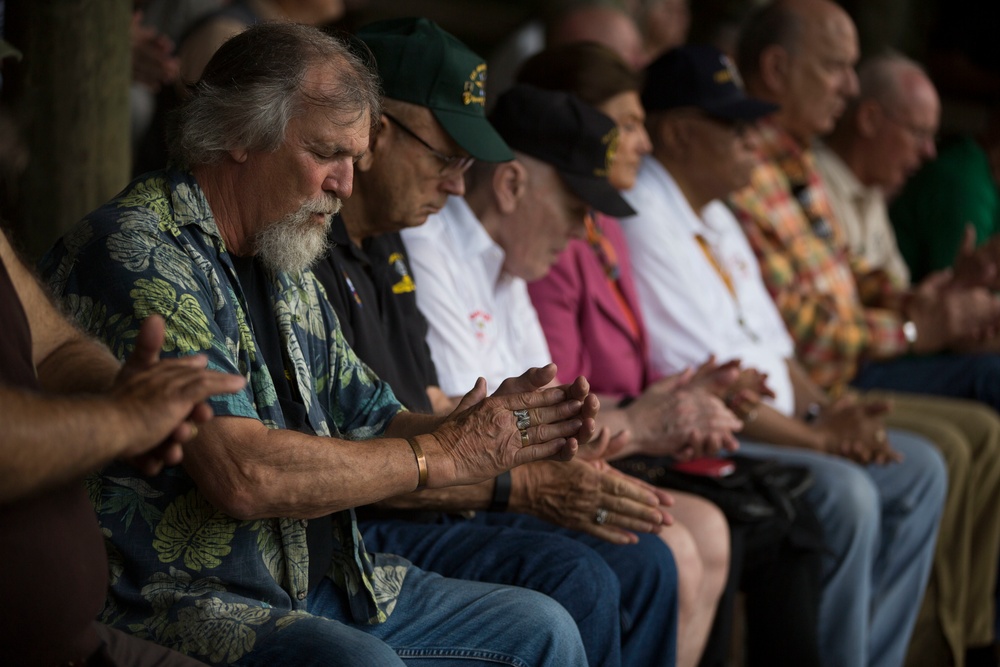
[642,44,778,121]
[489,84,636,218]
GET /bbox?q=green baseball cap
[357,17,514,163]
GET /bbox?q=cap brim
[433,107,515,162]
[704,97,779,122]
[560,172,637,218]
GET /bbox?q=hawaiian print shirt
[726,118,908,392]
[38,169,408,665]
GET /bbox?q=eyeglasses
[383,112,475,177]
[882,110,937,145]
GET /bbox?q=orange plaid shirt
[727,119,908,391]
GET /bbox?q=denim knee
[235,615,405,667]
[804,457,880,553]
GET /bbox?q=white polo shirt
[621,156,797,415]
[401,196,551,396]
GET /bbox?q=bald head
[547,4,645,69]
[737,0,859,143]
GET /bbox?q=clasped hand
[426,365,596,487]
[811,395,900,464]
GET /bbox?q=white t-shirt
[621,156,797,415]
[401,196,552,396]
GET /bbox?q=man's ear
[228,148,249,163]
[355,117,386,172]
[856,99,882,139]
[758,44,789,97]
[660,116,687,153]
[494,160,528,215]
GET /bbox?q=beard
[254,194,341,273]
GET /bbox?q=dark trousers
[853,352,1000,411]
[699,514,823,667]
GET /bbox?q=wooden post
[8,0,130,260]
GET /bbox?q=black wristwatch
[489,471,512,512]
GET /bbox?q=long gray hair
[171,22,382,167]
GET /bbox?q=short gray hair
[171,22,382,167]
[856,50,926,109]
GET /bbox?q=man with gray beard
[37,22,596,667]
[253,192,342,273]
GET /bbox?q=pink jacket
[528,214,658,399]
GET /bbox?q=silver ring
[514,409,531,431]
[594,508,609,525]
[520,429,529,446]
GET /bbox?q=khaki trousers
[871,392,1000,667]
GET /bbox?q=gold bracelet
[406,437,428,490]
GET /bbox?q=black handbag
[612,453,824,566]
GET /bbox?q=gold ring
[876,429,887,444]
[520,429,529,446]
[189,423,198,440]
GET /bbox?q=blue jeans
[738,429,946,667]
[361,513,678,667]
[853,352,1000,411]
[235,567,588,667]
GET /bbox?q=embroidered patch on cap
[463,63,487,107]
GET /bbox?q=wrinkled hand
[951,224,999,290]
[685,357,776,418]
[113,316,246,475]
[484,364,599,452]
[907,272,1000,352]
[684,356,741,396]
[577,425,630,462]
[426,382,584,487]
[515,458,673,544]
[812,396,900,464]
[625,385,742,460]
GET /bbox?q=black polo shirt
[312,216,437,414]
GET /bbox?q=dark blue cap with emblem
[489,84,636,218]
[642,44,778,121]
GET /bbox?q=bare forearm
[35,334,122,394]
[375,478,494,512]
[188,417,448,520]
[786,360,828,417]
[0,388,136,502]
[187,388,586,520]
[740,403,824,452]
[384,411,447,438]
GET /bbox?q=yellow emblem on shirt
[389,252,415,294]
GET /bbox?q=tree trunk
[8,0,130,260]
